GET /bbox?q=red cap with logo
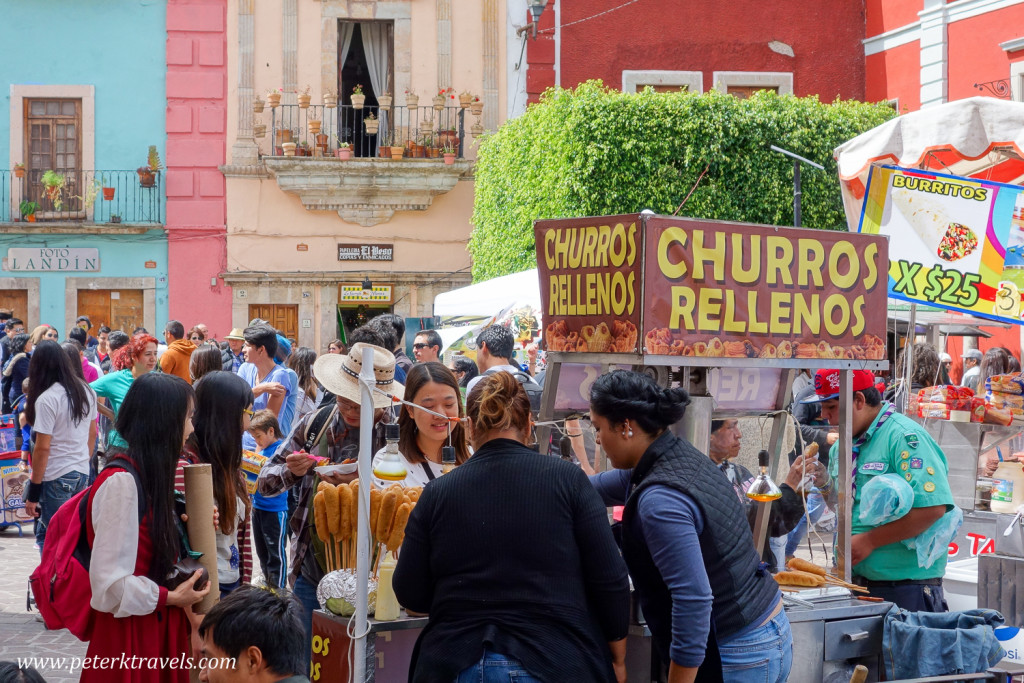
[801,369,880,403]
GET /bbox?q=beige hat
[313,342,404,408]
[225,328,246,341]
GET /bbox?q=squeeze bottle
[376,552,401,621]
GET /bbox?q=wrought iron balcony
[0,169,163,225]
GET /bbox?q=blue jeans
[719,609,793,683]
[36,470,89,552]
[455,650,542,683]
[293,574,319,672]
[785,490,826,557]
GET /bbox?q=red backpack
[29,459,143,640]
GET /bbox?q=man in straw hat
[222,327,246,372]
[257,342,401,654]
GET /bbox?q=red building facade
[524,0,867,102]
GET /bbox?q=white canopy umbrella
[433,268,541,318]
[834,97,1024,230]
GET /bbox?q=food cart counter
[311,610,427,683]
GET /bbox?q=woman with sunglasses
[371,362,469,488]
[90,333,159,455]
[175,370,254,596]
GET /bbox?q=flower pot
[443,153,456,165]
[364,119,380,135]
[378,94,392,110]
[459,93,473,108]
[297,94,311,109]
[471,122,484,138]
[419,119,433,135]
[438,130,458,150]
[432,95,445,111]
[268,92,282,108]
[406,94,419,109]
[308,120,322,135]
[315,134,329,147]
[26,214,36,222]
[137,170,156,188]
[337,148,352,160]
[253,124,267,138]
[390,146,405,160]
[276,129,293,143]
[109,216,121,224]
[282,142,297,156]
[14,167,25,179]
[470,101,484,116]
[102,187,115,201]
[323,94,338,108]
[427,147,440,159]
[253,98,265,113]
[351,93,366,110]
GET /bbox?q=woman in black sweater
[394,371,630,683]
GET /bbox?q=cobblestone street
[0,526,86,682]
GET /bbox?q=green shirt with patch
[828,402,954,581]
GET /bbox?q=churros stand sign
[859,165,1024,325]
[536,215,642,353]
[642,217,888,359]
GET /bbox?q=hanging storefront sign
[338,283,393,304]
[337,243,394,262]
[4,247,100,272]
[859,165,1024,325]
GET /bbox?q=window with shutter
[25,98,82,214]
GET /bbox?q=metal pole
[903,304,917,413]
[836,369,853,581]
[354,345,375,682]
[793,160,802,227]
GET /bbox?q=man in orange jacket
[159,320,197,383]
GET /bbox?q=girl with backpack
[176,371,253,596]
[22,340,97,551]
[85,373,210,682]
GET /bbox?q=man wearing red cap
[805,368,953,612]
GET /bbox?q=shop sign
[0,456,32,525]
[534,215,643,354]
[338,243,394,261]
[707,368,782,411]
[4,247,99,272]
[643,217,888,360]
[338,283,393,304]
[860,165,1024,326]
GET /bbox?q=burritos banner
[536,214,642,354]
[859,165,1024,325]
[642,217,888,359]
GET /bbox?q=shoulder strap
[304,404,337,453]
[77,458,145,569]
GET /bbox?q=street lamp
[516,0,549,40]
[769,145,824,228]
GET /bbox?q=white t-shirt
[372,447,444,488]
[216,496,247,585]
[32,381,96,481]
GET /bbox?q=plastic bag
[903,506,963,569]
[859,473,915,526]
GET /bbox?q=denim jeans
[252,508,289,589]
[785,490,826,557]
[36,470,89,552]
[455,650,543,683]
[293,574,319,673]
[719,609,793,683]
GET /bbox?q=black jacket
[394,438,630,683]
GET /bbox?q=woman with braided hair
[89,333,159,454]
[588,370,792,683]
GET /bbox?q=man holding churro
[803,368,954,612]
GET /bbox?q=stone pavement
[0,526,86,683]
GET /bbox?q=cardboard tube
[184,463,219,614]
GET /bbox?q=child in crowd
[15,378,30,471]
[248,409,288,589]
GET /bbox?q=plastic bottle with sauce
[375,552,401,621]
[990,461,1024,513]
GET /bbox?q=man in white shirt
[961,348,983,393]
[466,325,523,393]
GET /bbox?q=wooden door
[248,304,298,341]
[25,99,82,214]
[76,289,144,335]
[0,290,28,325]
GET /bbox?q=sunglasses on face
[413,343,429,350]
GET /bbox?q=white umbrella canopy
[834,97,1024,230]
[432,268,541,318]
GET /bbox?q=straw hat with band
[225,328,245,341]
[313,342,404,409]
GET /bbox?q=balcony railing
[0,169,163,225]
[263,104,471,159]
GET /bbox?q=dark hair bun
[590,370,690,434]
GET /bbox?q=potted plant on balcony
[267,88,282,108]
[19,200,37,222]
[297,85,312,109]
[378,92,392,110]
[253,123,266,138]
[433,88,451,111]
[470,96,484,116]
[438,127,458,151]
[405,90,419,109]
[282,141,297,156]
[137,146,162,188]
[364,112,379,135]
[254,95,265,113]
[442,142,457,165]
[471,121,484,138]
[109,214,121,224]
[13,162,25,179]
[41,170,66,210]
[351,84,366,110]
[102,183,116,200]
[323,88,338,108]
[419,118,433,135]
[459,91,474,108]
[79,178,102,212]
[297,141,312,157]
[335,138,352,160]
[308,118,322,136]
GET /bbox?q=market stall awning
[834,97,1024,230]
[432,269,540,319]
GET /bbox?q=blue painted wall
[0,230,169,330]
[0,0,166,173]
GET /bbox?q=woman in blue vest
[589,370,792,683]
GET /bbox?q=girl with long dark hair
[22,340,97,549]
[84,373,209,683]
[177,371,254,595]
[90,333,159,452]
[372,362,469,488]
[3,332,32,409]
[189,344,224,384]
